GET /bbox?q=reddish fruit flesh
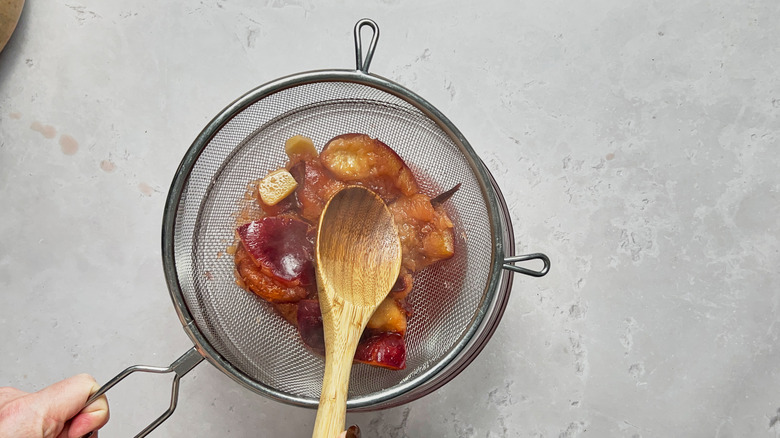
[294,159,346,222]
[296,299,407,370]
[259,189,298,216]
[297,300,326,355]
[236,217,315,287]
[274,302,299,326]
[354,332,407,370]
[389,273,414,301]
[234,244,309,303]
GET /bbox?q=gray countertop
[2,1,779,437]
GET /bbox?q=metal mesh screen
[171,80,496,403]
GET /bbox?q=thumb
[27,374,101,437]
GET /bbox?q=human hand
[0,374,109,438]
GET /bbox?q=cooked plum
[389,194,455,272]
[236,217,315,287]
[234,243,309,303]
[258,189,298,216]
[354,332,406,370]
[274,302,299,326]
[390,273,414,301]
[297,299,326,355]
[293,159,346,223]
[366,296,408,335]
[320,133,419,199]
[233,133,458,371]
[297,299,407,370]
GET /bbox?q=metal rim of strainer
[162,18,549,410]
[165,74,505,409]
[85,18,549,438]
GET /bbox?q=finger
[61,393,109,438]
[28,374,100,435]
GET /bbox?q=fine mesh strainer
[88,19,549,437]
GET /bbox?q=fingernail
[346,424,361,438]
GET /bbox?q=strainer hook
[85,347,204,437]
[354,18,379,73]
[503,253,551,277]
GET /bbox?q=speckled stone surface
[1,1,779,437]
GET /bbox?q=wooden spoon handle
[312,303,368,438]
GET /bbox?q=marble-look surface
[2,1,779,437]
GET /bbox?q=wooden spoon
[312,186,402,438]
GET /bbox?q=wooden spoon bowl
[312,186,402,438]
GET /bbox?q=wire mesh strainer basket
[88,19,549,437]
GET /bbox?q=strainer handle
[85,347,204,438]
[354,18,379,73]
[503,253,551,277]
